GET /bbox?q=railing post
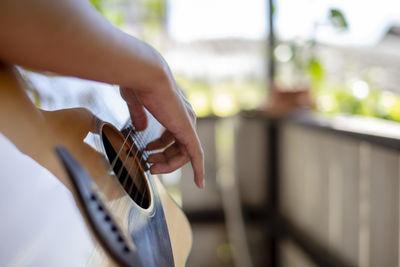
[265,118,280,266]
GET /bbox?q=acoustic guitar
[0,64,192,267]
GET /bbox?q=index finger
[185,135,205,188]
[120,87,148,131]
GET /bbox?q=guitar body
[0,64,192,266]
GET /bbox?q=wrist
[124,37,171,94]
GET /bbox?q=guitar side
[0,64,192,267]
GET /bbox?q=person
[0,0,205,188]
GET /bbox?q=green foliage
[103,10,124,26]
[89,0,103,12]
[276,6,400,124]
[88,0,124,26]
[141,0,166,34]
[328,8,349,31]
[314,82,400,123]
[307,57,325,88]
[143,0,166,21]
[176,76,266,117]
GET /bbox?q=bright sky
[167,0,267,41]
[277,0,400,46]
[167,0,400,46]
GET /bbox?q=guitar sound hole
[101,125,151,209]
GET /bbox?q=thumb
[120,87,148,131]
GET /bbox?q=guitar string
[91,126,138,227]
[121,128,150,203]
[113,125,149,183]
[95,119,161,208]
[118,124,152,197]
[138,129,157,206]
[99,127,134,201]
[114,119,158,205]
[97,124,148,213]
[128,128,151,203]
[114,133,137,186]
[121,138,142,201]
[90,124,154,241]
[103,129,133,192]
[88,126,140,240]
[125,121,158,203]
[88,123,152,211]
[108,127,133,173]
[120,118,155,201]
[128,120,160,206]
[120,139,139,189]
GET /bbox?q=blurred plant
[314,79,400,123]
[176,76,266,118]
[89,0,124,26]
[275,8,348,90]
[328,8,348,31]
[275,7,400,124]
[89,0,166,42]
[142,0,166,32]
[273,8,391,122]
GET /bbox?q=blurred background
[26,0,400,266]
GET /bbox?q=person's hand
[120,80,205,189]
[0,0,204,187]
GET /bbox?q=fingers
[147,131,205,189]
[146,131,174,150]
[148,142,180,163]
[120,87,148,131]
[128,101,147,131]
[177,94,204,188]
[185,136,205,188]
[150,152,189,175]
[123,83,204,188]
[148,143,190,174]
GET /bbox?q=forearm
[0,0,205,187]
[0,0,166,91]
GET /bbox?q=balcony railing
[181,112,400,267]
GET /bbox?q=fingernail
[199,179,205,189]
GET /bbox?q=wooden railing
[179,112,400,267]
[276,113,400,267]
